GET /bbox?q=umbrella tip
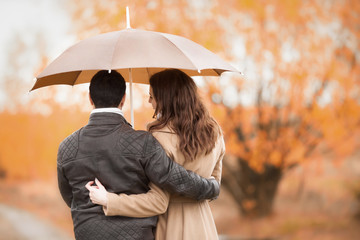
[126,6,131,29]
[108,69,112,73]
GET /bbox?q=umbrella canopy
[31,28,239,90]
[31,8,240,126]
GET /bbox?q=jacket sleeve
[57,164,73,208]
[57,143,73,208]
[142,134,220,201]
[103,182,170,217]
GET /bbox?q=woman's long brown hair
[148,69,221,161]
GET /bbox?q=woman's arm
[212,137,225,183]
[86,179,170,218]
[105,182,170,217]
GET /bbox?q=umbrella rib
[160,34,200,71]
[146,68,151,79]
[72,71,83,85]
[109,32,124,70]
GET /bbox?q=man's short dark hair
[89,70,126,108]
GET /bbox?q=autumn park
[0,0,360,239]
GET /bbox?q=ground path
[0,203,72,240]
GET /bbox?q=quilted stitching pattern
[58,130,80,164]
[144,134,162,154]
[167,165,220,200]
[116,129,147,155]
[75,218,151,240]
[166,165,203,198]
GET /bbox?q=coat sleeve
[103,182,170,217]
[142,134,220,201]
[211,137,225,183]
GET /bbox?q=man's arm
[142,134,220,201]
[57,164,73,208]
[57,139,75,208]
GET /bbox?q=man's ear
[119,93,126,108]
[89,93,94,107]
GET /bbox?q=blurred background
[0,0,359,239]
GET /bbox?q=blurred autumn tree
[66,0,360,217]
[207,0,360,217]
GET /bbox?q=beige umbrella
[31,8,240,126]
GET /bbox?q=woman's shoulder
[209,130,225,151]
[146,120,158,131]
[147,121,178,155]
[215,133,226,154]
[147,120,174,135]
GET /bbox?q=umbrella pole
[126,6,131,29]
[129,68,134,127]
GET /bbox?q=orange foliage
[201,0,360,173]
[0,107,88,180]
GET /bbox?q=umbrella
[31,7,240,126]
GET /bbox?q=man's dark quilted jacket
[57,112,220,240]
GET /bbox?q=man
[57,70,219,240]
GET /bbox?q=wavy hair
[148,69,221,161]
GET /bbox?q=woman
[87,69,225,240]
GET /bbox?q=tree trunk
[222,158,282,217]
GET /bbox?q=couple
[57,69,225,240]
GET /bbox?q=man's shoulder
[119,125,151,138]
[59,129,82,147]
[58,129,82,164]
[116,127,158,155]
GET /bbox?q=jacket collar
[87,112,132,127]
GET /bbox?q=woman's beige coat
[103,125,225,240]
